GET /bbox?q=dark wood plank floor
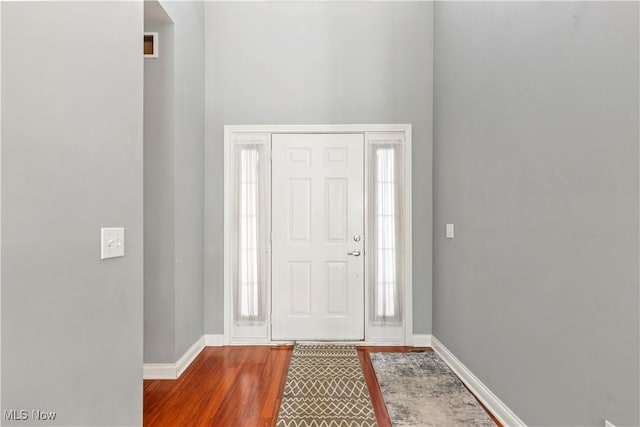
[144,345,500,427]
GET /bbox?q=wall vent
[144,32,158,58]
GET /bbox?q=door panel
[271,133,364,340]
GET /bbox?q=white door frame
[223,124,413,345]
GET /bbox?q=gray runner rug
[370,352,496,426]
[276,344,378,427]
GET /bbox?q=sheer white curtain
[370,144,403,324]
[233,144,267,323]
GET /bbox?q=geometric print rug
[276,344,377,427]
[370,351,496,426]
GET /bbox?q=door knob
[347,249,361,256]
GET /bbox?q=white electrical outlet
[446,223,454,239]
[605,421,615,427]
[101,227,125,259]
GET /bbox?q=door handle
[347,249,361,257]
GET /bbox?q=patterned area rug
[276,344,377,427]
[370,352,496,426]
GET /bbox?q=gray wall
[0,1,3,417]
[433,2,639,426]
[1,2,143,426]
[144,8,176,364]
[144,0,205,363]
[204,1,434,335]
[163,0,205,361]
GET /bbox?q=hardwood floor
[144,345,500,427]
[144,346,291,426]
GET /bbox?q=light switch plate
[101,227,125,259]
[446,223,454,239]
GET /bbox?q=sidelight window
[369,144,403,324]
[233,144,268,324]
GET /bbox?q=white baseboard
[143,363,177,380]
[205,334,224,346]
[431,336,526,427]
[176,336,205,378]
[144,335,206,380]
[412,334,433,347]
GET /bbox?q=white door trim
[223,124,413,345]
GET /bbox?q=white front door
[271,133,364,340]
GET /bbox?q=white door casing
[223,124,413,345]
[271,134,365,340]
